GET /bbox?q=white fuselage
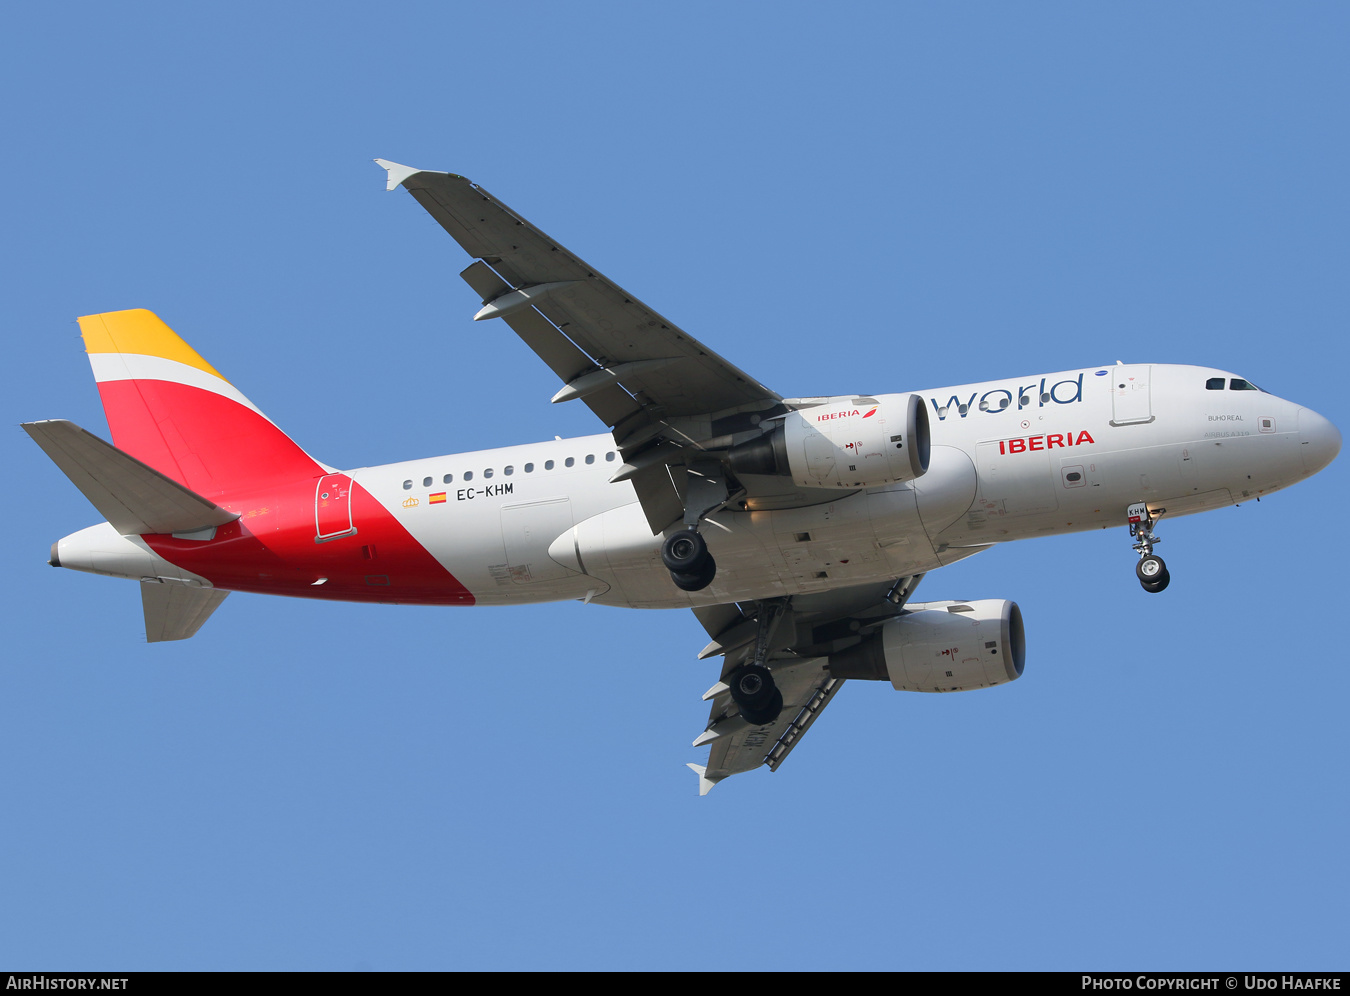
[349,363,1335,610]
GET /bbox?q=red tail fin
[79,310,326,498]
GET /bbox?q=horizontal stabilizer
[141,582,229,642]
[23,420,239,536]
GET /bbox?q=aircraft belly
[576,488,944,609]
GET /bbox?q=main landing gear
[726,662,783,726]
[1127,502,1170,594]
[725,600,787,725]
[662,459,738,592]
[662,529,716,592]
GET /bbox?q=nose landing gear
[1128,502,1170,593]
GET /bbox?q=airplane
[24,160,1341,793]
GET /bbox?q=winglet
[686,763,723,796]
[374,159,423,191]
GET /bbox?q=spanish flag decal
[430,492,447,504]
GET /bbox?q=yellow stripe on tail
[78,309,229,382]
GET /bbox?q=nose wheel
[1137,554,1170,592]
[1127,502,1170,594]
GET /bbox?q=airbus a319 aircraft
[26,161,1341,793]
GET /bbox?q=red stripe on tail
[97,379,324,498]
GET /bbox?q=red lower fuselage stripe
[143,477,476,606]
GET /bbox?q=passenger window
[423,477,432,488]
[443,474,453,484]
[605,451,615,462]
[524,463,534,473]
[1230,378,1259,391]
[464,471,473,481]
[565,457,575,468]
[484,468,493,479]
[585,454,595,465]
[504,465,514,476]
[545,460,555,470]
[402,480,412,490]
[1206,378,1225,390]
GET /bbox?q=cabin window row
[403,451,617,489]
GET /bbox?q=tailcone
[54,521,210,586]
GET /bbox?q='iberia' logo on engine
[999,430,1095,454]
[818,406,878,422]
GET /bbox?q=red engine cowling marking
[143,477,476,606]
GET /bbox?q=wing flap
[766,675,846,771]
[687,577,926,791]
[701,657,838,781]
[24,420,240,536]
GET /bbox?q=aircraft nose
[1298,407,1341,475]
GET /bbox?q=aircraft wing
[378,161,799,532]
[688,576,923,793]
[377,161,780,420]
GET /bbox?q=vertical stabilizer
[79,310,327,498]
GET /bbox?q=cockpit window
[1230,378,1261,392]
[1206,378,1225,390]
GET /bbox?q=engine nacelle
[829,599,1025,692]
[729,394,930,490]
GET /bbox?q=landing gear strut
[663,459,738,592]
[1128,502,1170,593]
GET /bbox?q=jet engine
[828,599,1025,692]
[729,394,930,490]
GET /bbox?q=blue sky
[2,2,1346,970]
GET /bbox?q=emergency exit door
[315,474,357,542]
